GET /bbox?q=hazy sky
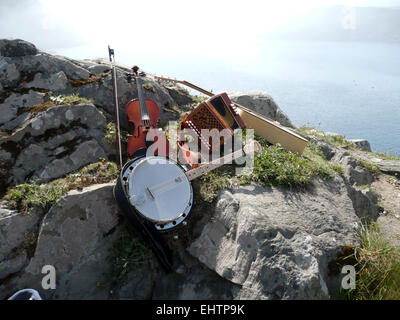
[1,0,399,55]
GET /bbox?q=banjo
[122,140,262,231]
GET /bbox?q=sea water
[55,40,400,155]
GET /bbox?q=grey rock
[345,185,379,220]
[26,71,68,91]
[351,151,400,176]
[228,91,295,128]
[0,60,20,86]
[315,140,337,160]
[0,97,17,124]
[0,252,28,279]
[76,72,180,130]
[0,39,38,57]
[88,64,110,74]
[0,104,108,185]
[332,152,374,186]
[152,265,235,300]
[188,177,360,299]
[165,86,195,106]
[349,139,371,152]
[0,112,30,131]
[114,262,156,300]
[376,160,400,175]
[0,90,46,125]
[38,140,106,181]
[16,53,90,82]
[0,202,42,262]
[0,183,122,300]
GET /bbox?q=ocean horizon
[54,40,400,156]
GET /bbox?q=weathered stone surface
[188,177,360,299]
[345,185,380,220]
[332,151,374,186]
[38,139,106,181]
[0,60,20,86]
[88,64,110,74]
[0,112,30,132]
[0,253,28,279]
[152,264,235,300]
[0,202,42,262]
[0,90,47,126]
[26,71,68,91]
[228,91,295,128]
[165,86,195,107]
[0,183,122,300]
[113,262,157,300]
[349,139,371,152]
[315,140,338,161]
[0,104,109,185]
[18,53,90,81]
[0,39,38,57]
[353,151,400,176]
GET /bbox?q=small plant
[70,74,105,87]
[197,139,337,202]
[1,161,118,212]
[59,161,118,191]
[175,85,189,95]
[297,126,358,149]
[50,94,92,105]
[29,94,92,116]
[142,82,156,93]
[193,95,208,105]
[105,122,116,145]
[343,222,400,300]
[359,159,380,176]
[110,229,149,284]
[370,151,399,161]
[3,181,67,212]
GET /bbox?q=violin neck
[136,77,150,121]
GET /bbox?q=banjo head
[125,156,193,228]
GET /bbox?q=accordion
[178,93,246,163]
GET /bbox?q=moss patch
[2,160,118,213]
[2,181,67,212]
[359,159,380,176]
[142,82,156,93]
[29,94,93,116]
[70,74,105,87]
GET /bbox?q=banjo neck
[147,141,261,197]
[185,148,244,181]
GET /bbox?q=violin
[126,69,169,158]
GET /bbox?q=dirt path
[371,173,400,246]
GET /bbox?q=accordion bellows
[178,93,246,164]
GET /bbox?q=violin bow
[108,45,123,169]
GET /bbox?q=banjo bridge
[146,187,155,200]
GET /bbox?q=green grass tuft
[198,139,338,202]
[297,126,358,149]
[110,229,149,284]
[2,161,118,212]
[2,181,67,212]
[142,82,156,93]
[343,222,400,300]
[359,159,380,176]
[50,94,92,105]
